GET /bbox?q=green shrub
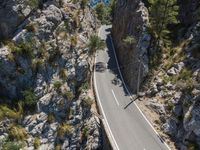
[8,125,28,141]
[62,90,74,101]
[70,35,78,47]
[88,35,105,56]
[31,58,45,70]
[53,81,62,91]
[83,97,93,108]
[57,124,73,137]
[80,82,89,91]
[33,137,41,149]
[2,141,22,150]
[0,103,23,121]
[82,126,89,138]
[10,39,36,58]
[123,36,136,45]
[59,69,68,80]
[80,0,88,10]
[22,89,38,110]
[95,3,111,24]
[55,144,62,150]
[26,0,39,9]
[47,113,56,124]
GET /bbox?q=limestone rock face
[0,0,101,149]
[112,0,150,93]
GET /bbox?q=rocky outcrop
[112,0,150,93]
[139,20,200,149]
[0,0,101,149]
[0,0,33,39]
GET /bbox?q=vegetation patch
[82,97,93,108]
[123,35,136,45]
[57,124,73,137]
[22,89,38,112]
[0,103,23,121]
[33,137,41,149]
[88,35,105,56]
[62,90,74,101]
[2,140,22,150]
[53,81,62,91]
[47,113,56,124]
[8,125,28,141]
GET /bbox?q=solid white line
[94,57,120,150]
[109,35,171,150]
[93,27,120,150]
[111,89,120,106]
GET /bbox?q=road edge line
[109,35,171,150]
[93,27,120,150]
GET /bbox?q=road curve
[94,25,170,150]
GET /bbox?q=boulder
[162,119,178,137]
[147,100,166,115]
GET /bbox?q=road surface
[94,25,170,150]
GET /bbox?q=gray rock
[162,119,177,136]
[62,139,69,149]
[173,104,183,117]
[167,62,185,76]
[147,100,166,115]
[156,78,164,86]
[167,67,177,75]
[146,86,158,97]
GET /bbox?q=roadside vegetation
[95,0,116,24]
[147,0,180,69]
[87,35,105,56]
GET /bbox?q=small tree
[148,0,179,42]
[88,35,105,56]
[95,3,111,24]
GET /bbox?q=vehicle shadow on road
[105,34,130,97]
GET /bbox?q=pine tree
[148,0,179,42]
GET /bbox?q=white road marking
[93,27,120,150]
[109,34,171,150]
[111,89,120,106]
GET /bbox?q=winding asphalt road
[94,25,170,150]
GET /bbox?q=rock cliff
[0,0,101,149]
[112,0,200,149]
[112,0,150,93]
